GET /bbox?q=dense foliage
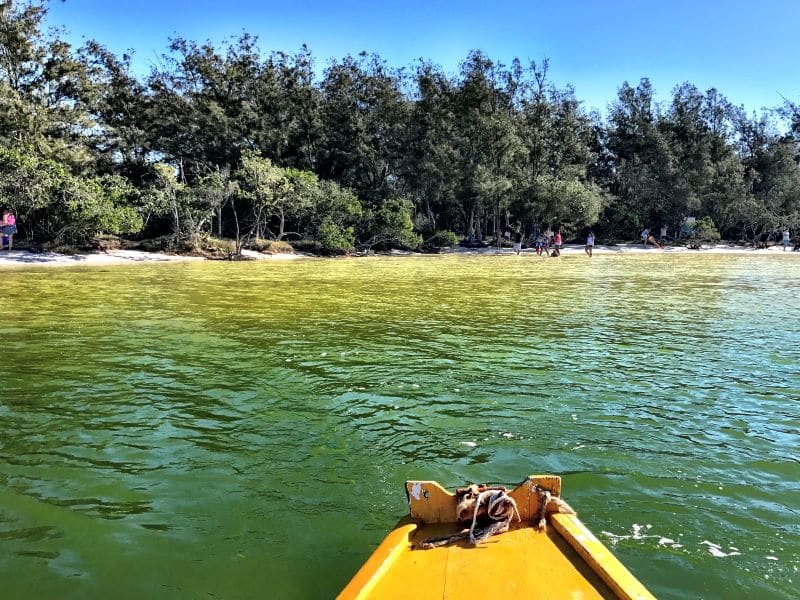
[1,1,799,253]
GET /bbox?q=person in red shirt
[552,229,563,256]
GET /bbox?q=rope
[415,485,520,549]
[414,482,577,549]
[468,488,520,544]
[534,486,551,531]
[532,483,576,532]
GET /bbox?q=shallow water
[0,253,798,599]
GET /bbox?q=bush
[425,230,459,247]
[359,198,421,250]
[687,216,721,247]
[290,239,323,254]
[318,217,356,254]
[139,235,197,254]
[250,238,293,254]
[138,236,172,252]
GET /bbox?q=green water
[0,254,798,599]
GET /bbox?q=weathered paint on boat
[338,475,656,599]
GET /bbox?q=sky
[44,0,800,115]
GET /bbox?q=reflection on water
[1,254,799,598]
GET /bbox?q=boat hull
[338,476,655,600]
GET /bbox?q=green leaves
[686,216,721,245]
[64,175,143,238]
[359,198,420,250]
[0,144,144,243]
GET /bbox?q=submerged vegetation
[1,0,799,255]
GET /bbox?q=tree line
[2,1,799,254]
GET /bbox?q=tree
[58,174,143,244]
[603,79,682,237]
[358,198,420,251]
[401,62,460,234]
[146,163,184,245]
[516,60,608,236]
[451,51,525,243]
[734,109,800,242]
[0,144,69,241]
[245,46,322,170]
[686,216,721,248]
[0,144,142,245]
[309,179,362,253]
[317,53,410,204]
[147,34,261,180]
[0,0,96,168]
[77,40,154,182]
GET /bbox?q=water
[0,253,798,599]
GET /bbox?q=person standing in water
[783,228,791,251]
[585,231,595,257]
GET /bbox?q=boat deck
[358,520,616,598]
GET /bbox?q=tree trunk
[172,196,180,244]
[231,197,242,257]
[492,205,496,248]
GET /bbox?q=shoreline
[0,243,796,269]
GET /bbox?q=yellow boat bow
[338,475,656,599]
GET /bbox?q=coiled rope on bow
[415,487,520,549]
[414,482,576,549]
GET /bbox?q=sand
[0,243,794,269]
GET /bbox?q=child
[535,233,548,256]
[585,231,595,257]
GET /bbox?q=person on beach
[513,226,523,255]
[783,228,791,251]
[641,227,661,249]
[585,231,595,257]
[660,224,668,243]
[1,209,16,251]
[552,229,563,257]
[534,233,547,256]
[544,227,554,251]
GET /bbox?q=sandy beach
[0,248,307,269]
[0,243,794,269]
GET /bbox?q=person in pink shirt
[2,209,17,251]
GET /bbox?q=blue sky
[45,0,800,115]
